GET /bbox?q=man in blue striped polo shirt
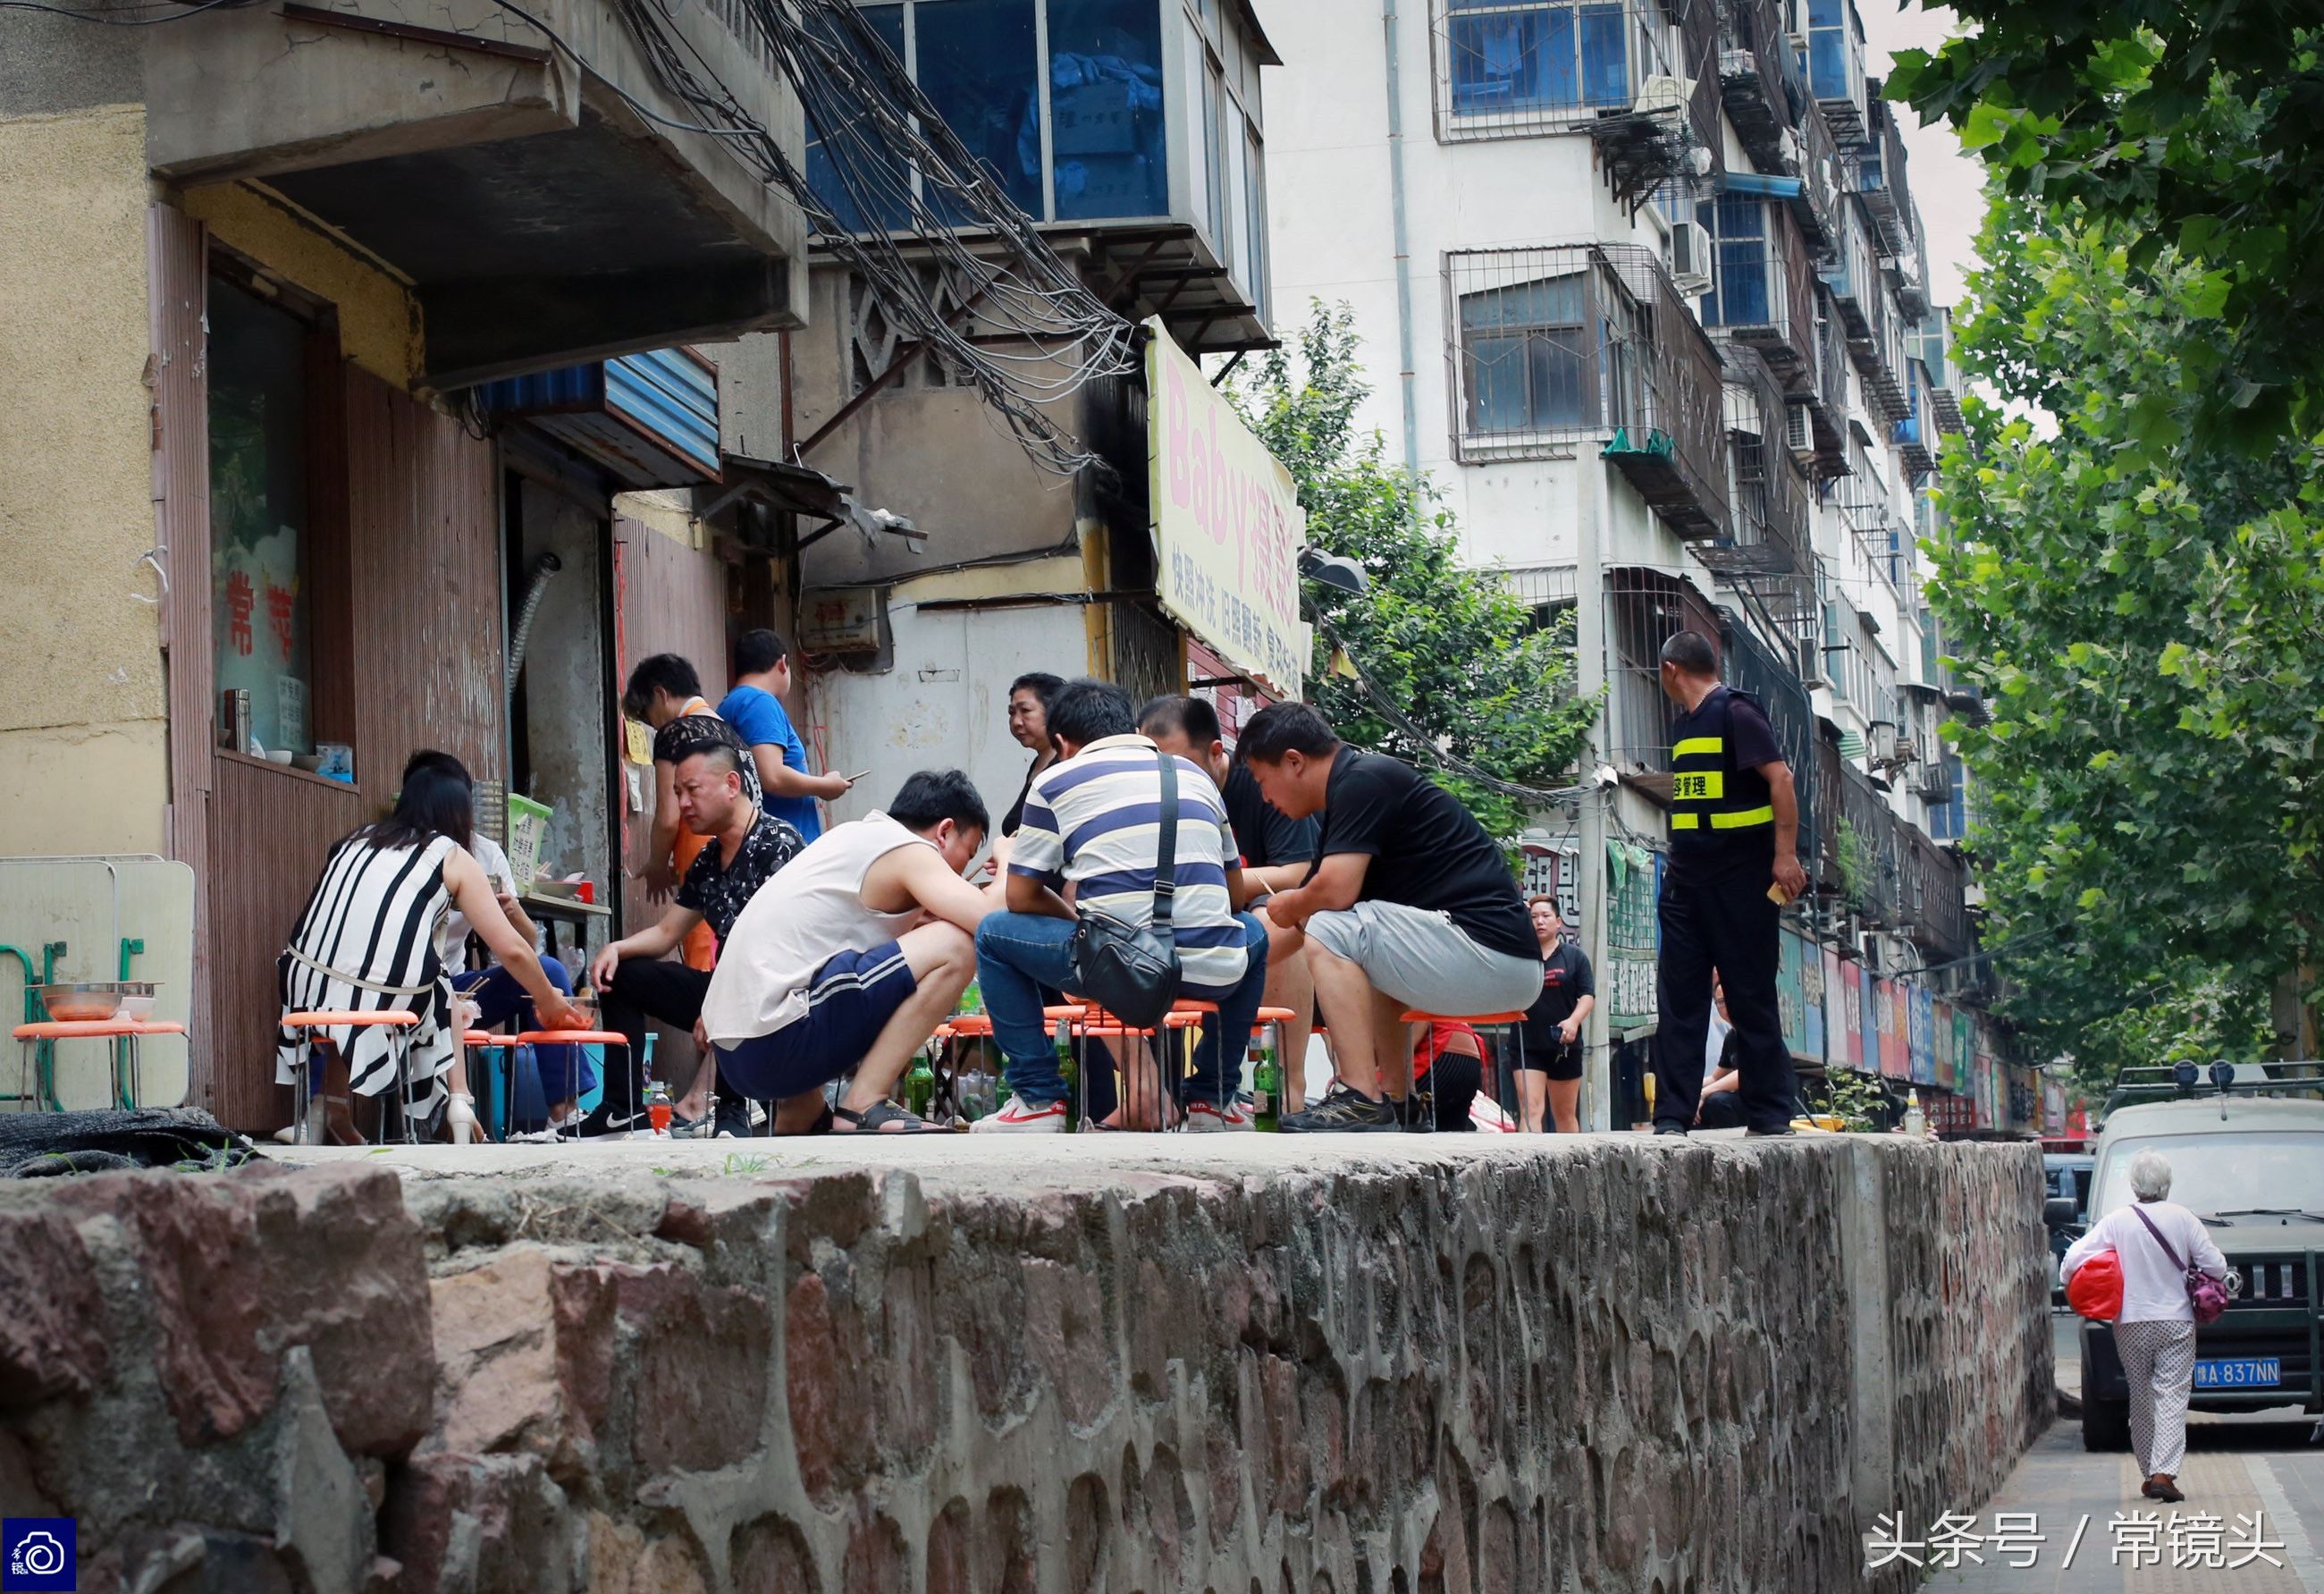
[973,679,1270,1132]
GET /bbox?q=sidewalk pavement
[1916,1417,2324,1594]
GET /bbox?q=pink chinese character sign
[1145,319,1308,701]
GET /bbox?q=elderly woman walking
[2061,1149,2229,1502]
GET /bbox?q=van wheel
[2082,1396,2130,1452]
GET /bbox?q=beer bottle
[1054,1016,1079,1132]
[1251,1037,1281,1133]
[905,1050,936,1119]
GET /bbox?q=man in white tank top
[702,771,1006,1132]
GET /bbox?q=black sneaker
[1652,1122,1689,1136]
[1745,1125,1797,1138]
[713,1098,755,1140]
[575,1106,645,1139]
[1280,1084,1399,1133]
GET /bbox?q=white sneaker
[972,1098,1067,1133]
[1183,1098,1253,1132]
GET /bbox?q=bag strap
[1151,750,1179,930]
[2128,1202,2187,1270]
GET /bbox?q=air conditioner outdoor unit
[1784,402,1813,453]
[1667,219,1713,294]
[1635,75,1693,115]
[1870,723,1910,767]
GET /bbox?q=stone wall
[0,1136,2050,1593]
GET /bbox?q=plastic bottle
[1251,1039,1281,1133]
[1901,1088,1926,1137]
[957,978,982,1016]
[645,1078,673,1138]
[1054,1016,1080,1131]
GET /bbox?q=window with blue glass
[1460,274,1592,434]
[1806,0,1856,102]
[1697,195,1772,328]
[806,4,912,233]
[1049,0,1170,218]
[917,0,1045,224]
[1446,0,1630,119]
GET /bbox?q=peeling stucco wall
[0,102,168,856]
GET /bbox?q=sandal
[832,1101,935,1134]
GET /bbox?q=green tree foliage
[1888,9,2324,448]
[1928,195,2324,1071]
[1225,303,1599,838]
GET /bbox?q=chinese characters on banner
[1144,319,1308,701]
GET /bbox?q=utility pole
[1577,459,1613,1130]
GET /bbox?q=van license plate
[2193,1358,2280,1389]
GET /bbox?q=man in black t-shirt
[1517,896,1595,1133]
[1240,703,1541,1133]
[1649,630,1807,1136]
[1140,696,1320,1108]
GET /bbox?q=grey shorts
[1305,900,1544,1018]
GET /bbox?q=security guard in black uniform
[1649,630,1808,1135]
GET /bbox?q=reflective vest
[1668,687,1774,839]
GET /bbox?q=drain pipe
[504,551,564,705]
[1382,0,1420,482]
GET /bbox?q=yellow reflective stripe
[1709,805,1774,829]
[1671,771,1724,802]
[1672,737,1724,759]
[1671,813,1701,829]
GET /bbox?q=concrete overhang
[145,0,810,387]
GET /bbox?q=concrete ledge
[0,1135,2050,1592]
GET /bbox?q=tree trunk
[2270,966,2318,1060]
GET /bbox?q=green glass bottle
[1251,1039,1281,1133]
[1054,1016,1079,1131]
[905,1050,936,1119]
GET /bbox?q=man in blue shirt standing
[720,628,852,843]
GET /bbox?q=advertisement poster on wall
[1931,997,1955,1091]
[1865,967,1888,1077]
[1823,949,1852,1071]
[1776,931,1806,1059]
[1905,983,1934,1086]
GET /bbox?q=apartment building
[1265,0,2009,1128]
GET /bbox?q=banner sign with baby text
[1146,319,1308,700]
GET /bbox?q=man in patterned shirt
[583,740,803,1139]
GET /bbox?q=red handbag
[2067,1248,2125,1321]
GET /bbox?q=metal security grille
[1444,243,1730,536]
[1429,0,1724,203]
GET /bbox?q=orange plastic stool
[282,1009,419,1144]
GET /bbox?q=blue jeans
[456,956,595,1101]
[973,912,1269,1107]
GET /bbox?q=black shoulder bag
[1067,750,1184,1028]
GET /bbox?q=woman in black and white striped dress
[275,752,580,1143]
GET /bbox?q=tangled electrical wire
[552,0,1141,477]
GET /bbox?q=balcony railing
[1723,608,1818,852]
[1804,0,1868,147]
[1894,356,1937,480]
[1447,242,1730,537]
[1697,193,1819,386]
[1853,91,1917,260]
[1715,0,1809,175]
[1604,567,1724,784]
[1902,828,1968,960]
[1705,346,1809,578]
[1436,2,1722,206]
[1822,208,1908,425]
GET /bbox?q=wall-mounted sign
[1145,319,1307,700]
